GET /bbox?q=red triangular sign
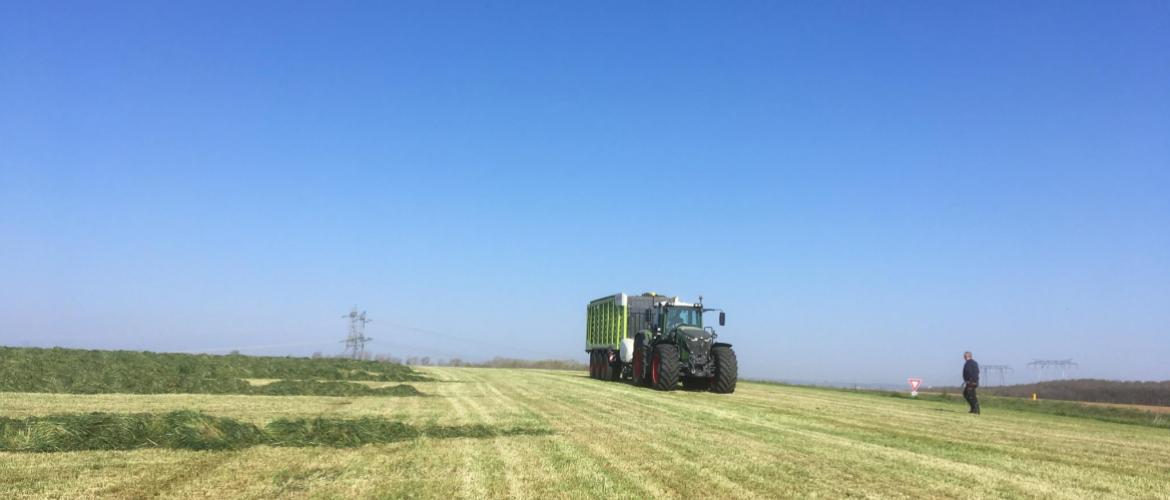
[908,378,922,391]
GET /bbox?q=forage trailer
[585,292,737,393]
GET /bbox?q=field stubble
[2,367,1169,498]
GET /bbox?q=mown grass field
[3,367,1170,498]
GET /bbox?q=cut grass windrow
[0,411,551,452]
[251,380,423,397]
[0,346,427,396]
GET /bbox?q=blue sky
[2,1,1168,385]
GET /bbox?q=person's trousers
[963,384,980,414]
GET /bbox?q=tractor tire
[589,351,597,379]
[683,377,711,391]
[599,351,611,381]
[650,343,680,391]
[710,346,737,394]
[631,345,646,386]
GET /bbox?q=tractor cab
[662,305,702,331]
[644,301,725,335]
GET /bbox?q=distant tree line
[451,357,588,371]
[321,353,586,371]
[984,379,1170,407]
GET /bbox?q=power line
[980,364,1013,386]
[165,316,573,361]
[378,321,570,359]
[177,340,338,354]
[1027,359,1078,381]
[341,307,373,359]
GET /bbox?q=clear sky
[2,2,1168,386]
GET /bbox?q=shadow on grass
[0,411,553,453]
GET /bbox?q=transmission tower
[980,364,1013,386]
[341,307,373,359]
[1027,359,1077,381]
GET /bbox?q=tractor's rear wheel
[631,346,646,385]
[710,346,737,394]
[650,343,679,391]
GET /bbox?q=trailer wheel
[588,351,596,379]
[599,351,611,381]
[650,343,679,391]
[632,346,646,385]
[710,346,737,394]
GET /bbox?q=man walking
[962,351,980,414]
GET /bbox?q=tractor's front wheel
[710,346,737,394]
[650,343,679,391]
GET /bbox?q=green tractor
[586,293,737,393]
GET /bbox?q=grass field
[3,367,1170,498]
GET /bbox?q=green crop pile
[0,346,427,395]
[0,411,551,452]
[263,415,421,447]
[252,380,422,397]
[0,411,267,452]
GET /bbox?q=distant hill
[983,379,1170,407]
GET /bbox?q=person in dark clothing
[962,351,980,414]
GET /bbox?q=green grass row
[0,346,426,395]
[899,391,1170,429]
[746,379,1170,430]
[251,380,422,397]
[983,378,1170,406]
[0,411,551,452]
